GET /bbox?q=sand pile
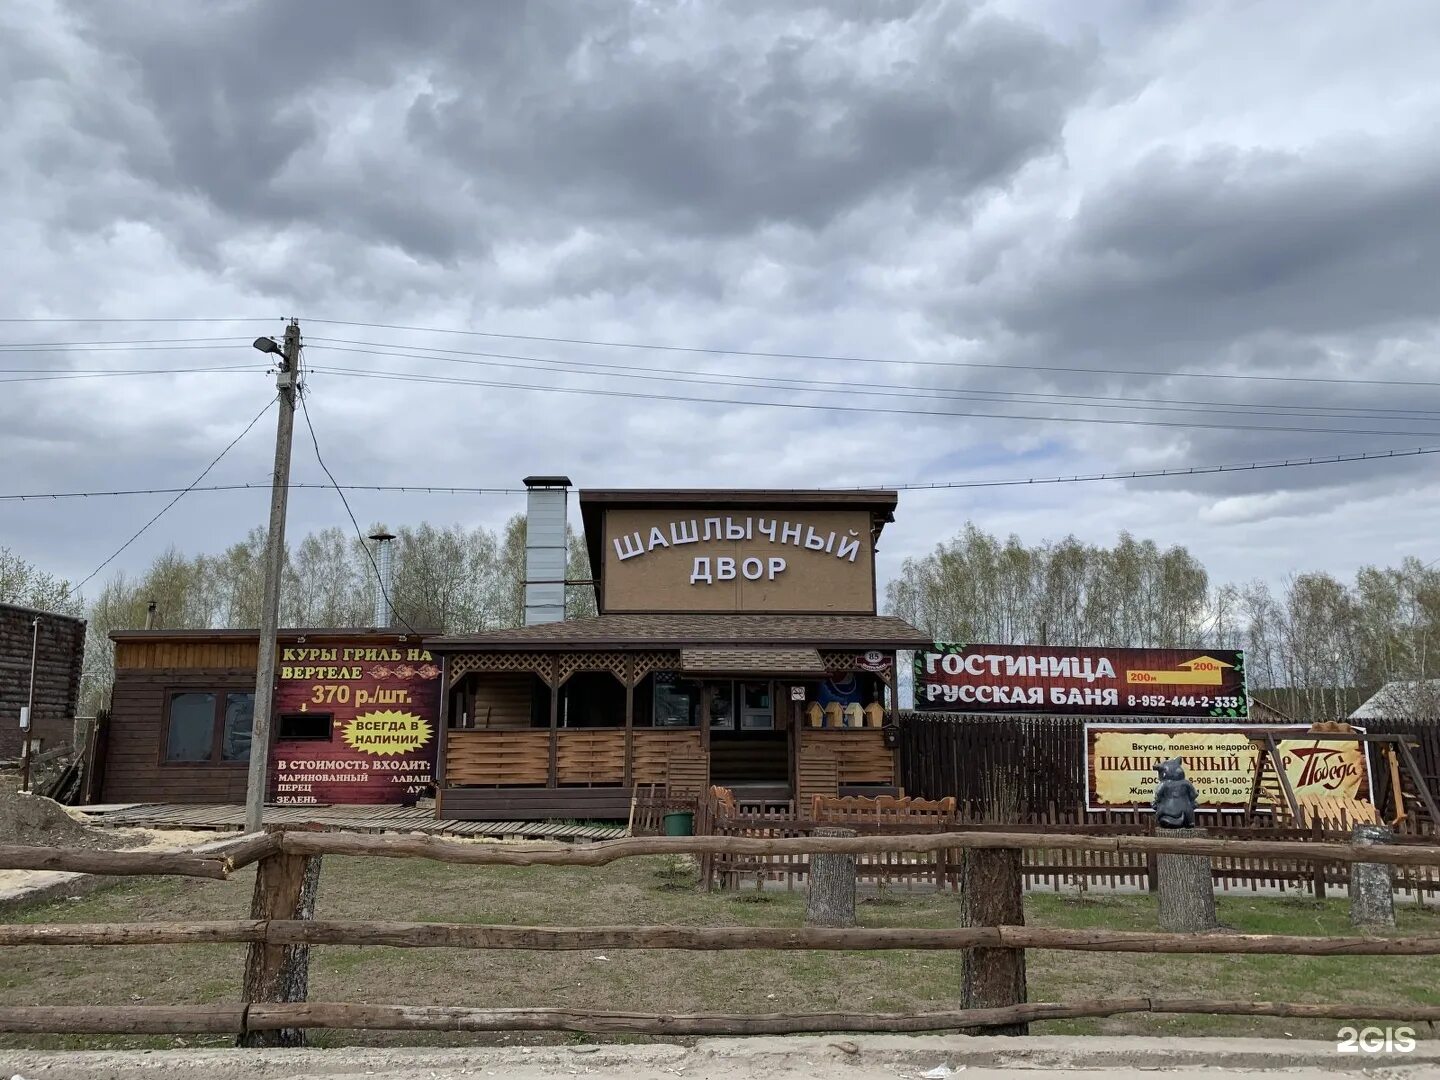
[0,789,132,850]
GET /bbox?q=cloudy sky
[4,0,1440,603]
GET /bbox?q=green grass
[1,855,1437,1049]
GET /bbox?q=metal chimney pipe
[522,476,572,626]
[368,531,396,627]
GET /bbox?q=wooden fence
[3,827,1440,1041]
[694,790,1440,897]
[899,712,1440,823]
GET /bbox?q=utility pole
[245,319,301,834]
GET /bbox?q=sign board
[790,685,807,701]
[915,644,1247,718]
[1084,724,1373,812]
[601,508,875,614]
[269,640,441,805]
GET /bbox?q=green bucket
[663,811,695,836]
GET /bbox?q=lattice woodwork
[445,730,550,786]
[820,650,861,672]
[555,729,626,785]
[555,651,629,688]
[627,651,680,687]
[448,652,556,686]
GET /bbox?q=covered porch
[432,639,909,820]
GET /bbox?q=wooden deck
[79,803,627,841]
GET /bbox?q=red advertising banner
[915,643,1247,718]
[269,639,441,805]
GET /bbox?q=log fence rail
[2,827,1440,1041]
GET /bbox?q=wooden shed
[0,603,86,759]
[100,628,440,805]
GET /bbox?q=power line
[0,316,278,323]
[72,395,278,593]
[296,384,419,636]
[0,337,246,348]
[8,444,1437,503]
[304,317,1440,390]
[308,340,1440,424]
[0,367,268,383]
[306,364,1440,439]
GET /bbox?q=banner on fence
[915,643,1247,717]
[1084,723,1373,812]
[269,639,442,806]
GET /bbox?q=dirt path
[5,1035,1439,1079]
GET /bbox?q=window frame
[160,688,255,767]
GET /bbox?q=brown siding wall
[0,604,86,758]
[101,668,254,803]
[115,640,259,671]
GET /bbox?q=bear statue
[1151,757,1198,829]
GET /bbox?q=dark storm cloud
[64,0,1093,262]
[984,143,1440,356]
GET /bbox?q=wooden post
[238,832,322,1048]
[959,845,1027,1035]
[1155,826,1218,933]
[623,667,635,790]
[805,826,857,927]
[1311,817,1328,900]
[547,676,559,789]
[1349,824,1396,930]
[434,657,450,816]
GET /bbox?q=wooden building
[429,488,930,820]
[100,629,440,805]
[0,603,86,760]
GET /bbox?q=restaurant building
[428,482,930,820]
[94,482,929,820]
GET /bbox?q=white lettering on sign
[837,531,861,562]
[758,518,777,541]
[780,521,802,546]
[647,526,669,550]
[671,519,699,545]
[613,532,645,561]
[703,517,723,541]
[930,651,1118,683]
[690,554,788,585]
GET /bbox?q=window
[164,691,255,764]
[652,674,700,728]
[279,712,333,741]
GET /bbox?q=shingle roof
[680,647,827,676]
[426,613,931,651]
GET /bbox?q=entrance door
[739,682,773,730]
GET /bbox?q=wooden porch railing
[445,728,703,787]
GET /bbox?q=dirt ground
[5,1035,1440,1079]
[1,852,1438,1052]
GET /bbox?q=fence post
[805,826,857,927]
[1349,824,1396,930]
[1311,817,1328,900]
[1155,826,1218,933]
[959,844,1027,1035]
[238,827,322,1047]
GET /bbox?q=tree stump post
[1348,824,1396,930]
[238,829,322,1047]
[1155,826,1218,932]
[805,826,857,928]
[959,845,1027,1035]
